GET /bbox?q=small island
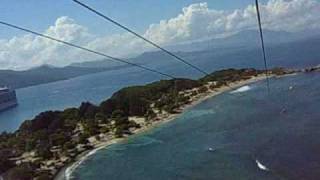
[0,67,314,180]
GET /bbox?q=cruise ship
[0,87,18,111]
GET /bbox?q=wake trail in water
[129,137,163,147]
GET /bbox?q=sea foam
[65,148,102,180]
[230,85,251,94]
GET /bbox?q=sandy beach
[55,74,270,180]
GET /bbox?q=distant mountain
[3,29,317,90]
[70,59,123,68]
[0,65,109,89]
[64,30,320,79]
[66,30,319,74]
[129,33,320,77]
[166,30,314,52]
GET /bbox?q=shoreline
[55,74,271,180]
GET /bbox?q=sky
[0,0,319,70]
[0,0,269,38]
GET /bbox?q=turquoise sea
[69,73,320,180]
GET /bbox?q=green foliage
[100,79,200,117]
[163,103,178,113]
[200,68,261,83]
[63,141,75,151]
[198,86,208,93]
[25,139,36,152]
[35,172,51,180]
[6,164,33,180]
[114,127,124,138]
[36,145,52,160]
[0,149,15,174]
[270,67,287,75]
[100,126,110,133]
[83,121,100,136]
[111,110,130,128]
[24,111,63,132]
[145,109,156,121]
[50,132,68,146]
[128,121,141,129]
[111,110,125,119]
[209,81,226,89]
[177,95,190,105]
[154,91,190,113]
[191,91,198,96]
[79,102,99,119]
[61,108,79,130]
[95,112,109,123]
[95,135,101,141]
[99,99,116,117]
[78,133,89,144]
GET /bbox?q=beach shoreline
[54,74,271,180]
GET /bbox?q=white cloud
[0,0,320,70]
[144,0,320,45]
[0,16,94,70]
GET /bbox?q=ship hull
[0,89,18,112]
[0,100,17,112]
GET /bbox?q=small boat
[255,160,269,171]
[289,86,293,90]
[208,147,215,152]
[280,108,287,114]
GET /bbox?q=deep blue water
[0,67,190,132]
[0,58,207,132]
[0,68,146,131]
[70,73,320,180]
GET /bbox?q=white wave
[255,160,269,171]
[52,90,60,94]
[129,137,163,147]
[188,109,216,118]
[230,85,251,94]
[65,148,103,180]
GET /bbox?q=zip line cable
[1,0,271,93]
[255,0,271,93]
[0,21,176,79]
[73,0,272,95]
[72,0,210,76]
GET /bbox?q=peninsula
[1,67,315,180]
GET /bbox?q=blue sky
[0,0,269,38]
[1,0,319,70]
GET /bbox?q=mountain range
[1,30,319,89]
[0,65,109,89]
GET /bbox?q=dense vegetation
[0,68,290,179]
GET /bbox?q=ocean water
[70,73,320,180]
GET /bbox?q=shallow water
[70,73,320,180]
